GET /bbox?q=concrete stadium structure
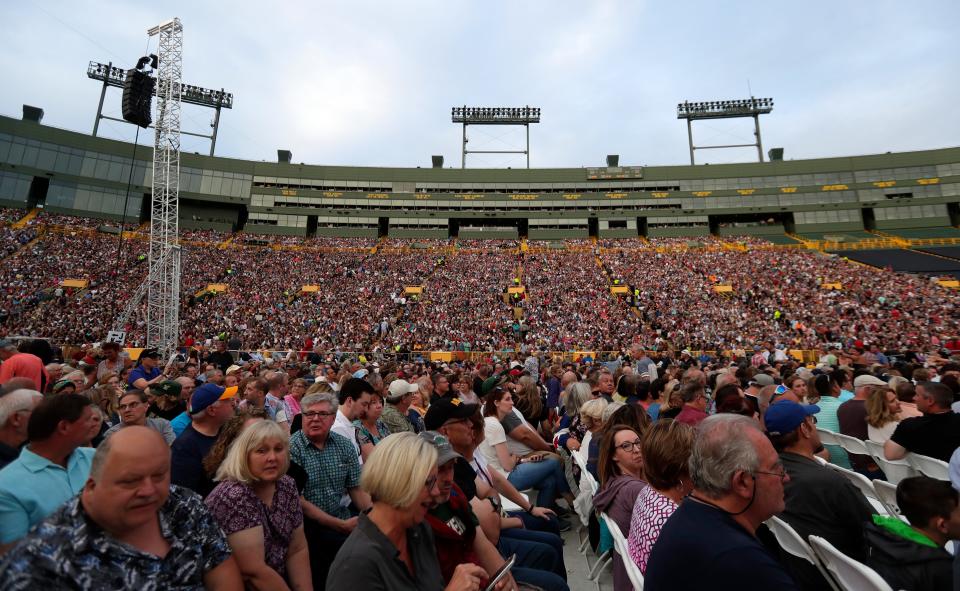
[1,111,959,243]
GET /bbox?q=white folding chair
[765,516,839,591]
[600,512,644,590]
[808,535,893,591]
[833,432,870,457]
[907,453,950,481]
[870,480,907,523]
[817,428,840,446]
[824,463,888,515]
[864,440,916,485]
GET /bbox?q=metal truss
[146,18,183,356]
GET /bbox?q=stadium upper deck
[0,112,958,241]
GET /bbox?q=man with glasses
[103,390,175,445]
[766,400,873,589]
[645,414,799,590]
[290,392,370,591]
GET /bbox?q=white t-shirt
[480,416,510,478]
[333,409,362,465]
[867,421,898,444]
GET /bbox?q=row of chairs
[817,428,950,483]
[766,516,893,591]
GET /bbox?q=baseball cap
[189,383,238,414]
[353,368,369,379]
[749,373,775,387]
[150,380,182,398]
[424,397,479,431]
[853,374,886,388]
[386,379,418,402]
[419,431,462,465]
[480,375,507,397]
[139,348,160,360]
[765,400,820,437]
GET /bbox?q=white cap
[387,379,419,401]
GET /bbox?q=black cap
[140,347,160,359]
[424,397,479,431]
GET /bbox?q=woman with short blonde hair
[205,420,310,589]
[328,432,488,591]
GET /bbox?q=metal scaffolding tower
[146,18,183,356]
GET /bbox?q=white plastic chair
[870,480,907,523]
[907,453,950,481]
[833,432,870,457]
[823,463,888,515]
[808,535,893,591]
[600,512,644,590]
[766,516,839,591]
[864,440,916,485]
[817,428,840,446]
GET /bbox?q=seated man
[766,400,874,590]
[420,431,568,591]
[0,426,242,589]
[644,414,799,590]
[864,476,957,590]
[0,394,96,551]
[884,381,960,462]
[104,390,175,445]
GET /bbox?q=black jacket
[863,520,953,591]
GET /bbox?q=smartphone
[484,554,516,591]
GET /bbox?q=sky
[2,0,958,169]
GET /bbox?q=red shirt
[0,352,48,391]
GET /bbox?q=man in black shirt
[766,401,875,590]
[204,340,234,374]
[885,382,960,462]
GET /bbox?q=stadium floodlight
[451,105,541,169]
[676,96,774,164]
[87,60,233,155]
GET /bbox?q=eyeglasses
[302,410,336,420]
[616,439,642,453]
[753,465,787,482]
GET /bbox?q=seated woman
[866,386,901,443]
[479,387,572,511]
[555,382,593,454]
[327,432,488,591]
[593,425,647,591]
[628,420,695,575]
[205,420,311,590]
[354,391,391,462]
[579,398,610,480]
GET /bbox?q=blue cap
[764,400,819,437]
[189,382,237,415]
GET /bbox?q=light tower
[146,18,183,356]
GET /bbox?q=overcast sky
[2,1,958,169]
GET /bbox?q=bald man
[0,427,242,589]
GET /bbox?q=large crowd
[0,336,959,590]
[1,211,958,356]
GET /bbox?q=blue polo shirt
[127,365,161,390]
[0,446,94,543]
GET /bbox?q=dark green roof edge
[3,114,958,182]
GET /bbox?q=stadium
[0,107,958,355]
[1,7,960,591]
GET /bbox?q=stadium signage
[606,192,628,199]
[563,194,581,200]
[693,191,711,197]
[281,189,297,196]
[780,187,798,193]
[511,194,537,200]
[737,189,755,195]
[821,184,849,191]
[367,193,389,199]
[917,178,940,185]
[651,192,668,198]
[872,181,896,188]
[324,191,343,197]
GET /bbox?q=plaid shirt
[289,430,360,520]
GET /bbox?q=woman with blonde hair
[327,432,487,591]
[866,386,901,443]
[580,398,610,479]
[205,420,312,590]
[557,381,593,453]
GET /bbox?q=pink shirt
[628,486,678,574]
